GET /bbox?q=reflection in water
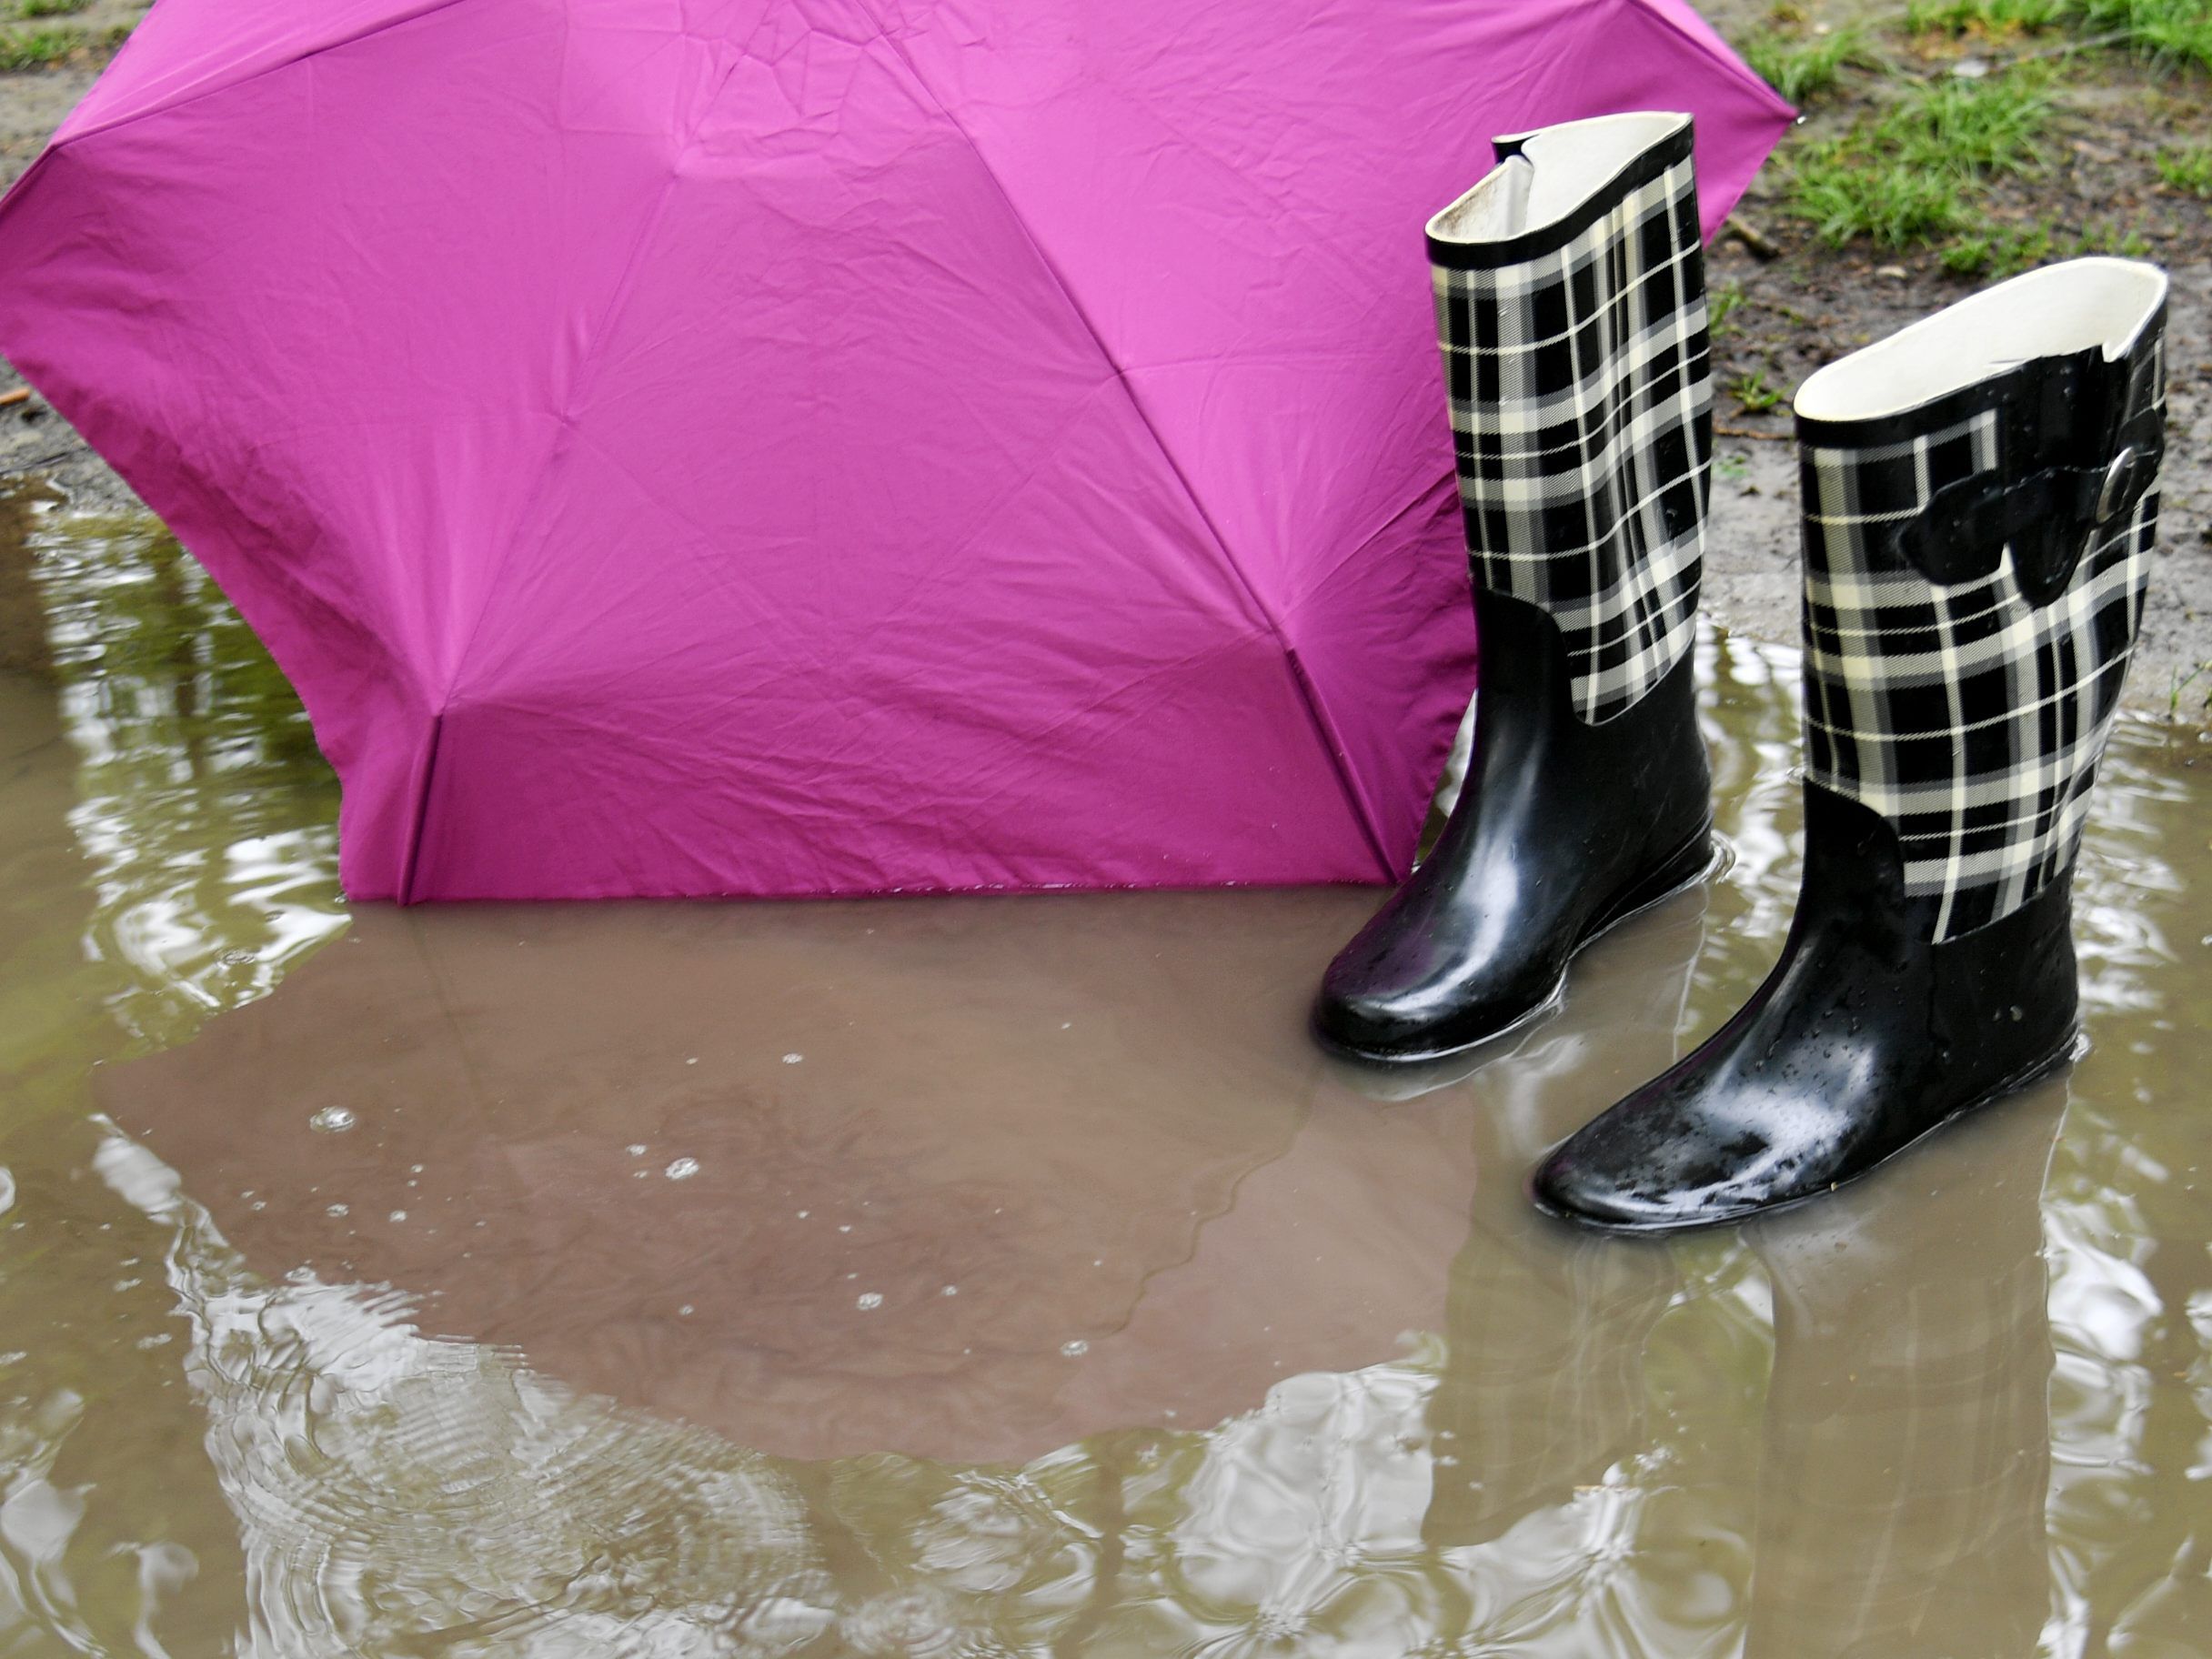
[0,511,2207,1654]
[96,892,1483,1465]
[1748,1092,2061,1659]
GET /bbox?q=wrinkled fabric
[0,0,1788,900]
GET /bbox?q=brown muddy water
[0,488,2207,1656]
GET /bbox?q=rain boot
[1534,256,2170,1232]
[1313,111,1717,1064]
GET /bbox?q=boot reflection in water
[1313,111,1717,1064]
[1538,258,2170,1232]
[1389,883,1706,1549]
[1746,1091,2062,1658]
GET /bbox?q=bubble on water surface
[307,1106,356,1134]
[626,1144,647,1157]
[782,1053,804,1065]
[388,1210,407,1223]
[326,1203,348,1218]
[665,1158,700,1181]
[856,1292,883,1312]
[1061,1340,1089,1358]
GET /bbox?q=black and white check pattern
[1432,142,1713,725]
[1800,331,2166,941]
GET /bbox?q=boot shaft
[1425,111,1714,727]
[1794,259,2168,941]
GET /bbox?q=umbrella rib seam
[407,52,749,900]
[857,8,1399,880]
[38,0,490,151]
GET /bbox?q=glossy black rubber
[1312,590,1714,1064]
[1530,783,2081,1233]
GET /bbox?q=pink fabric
[0,0,1787,901]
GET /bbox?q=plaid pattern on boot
[1799,325,2167,941]
[1429,118,1713,726]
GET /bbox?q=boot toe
[1310,973,1440,1061]
[1313,908,1570,1061]
[1530,1116,1783,1234]
[1529,1141,1683,1232]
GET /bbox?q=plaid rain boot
[1314,111,1716,1062]
[1534,257,2170,1232]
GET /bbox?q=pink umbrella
[0,0,1787,901]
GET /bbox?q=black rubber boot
[1533,786,2079,1231]
[1535,256,2171,1232]
[1312,109,1718,1063]
[1314,589,1711,1062]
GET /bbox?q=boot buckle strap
[2096,443,2147,525]
[1893,407,2160,592]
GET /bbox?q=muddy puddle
[1,491,2208,1654]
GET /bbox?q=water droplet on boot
[664,1157,700,1181]
[308,1106,356,1134]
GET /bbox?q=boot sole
[1527,1028,2086,1237]
[1313,821,1721,1069]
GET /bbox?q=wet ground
[3,495,2209,1654]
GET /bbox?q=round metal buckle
[2096,447,2140,524]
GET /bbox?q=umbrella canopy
[0,0,1787,901]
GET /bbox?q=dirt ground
[4,5,2209,719]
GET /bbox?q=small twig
[1715,423,1792,442]
[1900,28,2137,82]
[0,447,77,478]
[0,387,30,408]
[1976,28,2137,73]
[1725,215,1782,261]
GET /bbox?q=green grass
[2157,141,2212,193]
[1741,22,1884,104]
[1939,216,2154,276]
[1906,0,2212,70]
[0,25,77,65]
[1710,279,1748,338]
[1915,71,2056,167]
[2170,661,2209,719]
[14,0,90,15]
[1729,370,1786,413]
[1905,0,2074,36]
[1782,67,2056,246]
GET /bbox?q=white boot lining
[1795,258,2167,423]
[1427,112,1690,246]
